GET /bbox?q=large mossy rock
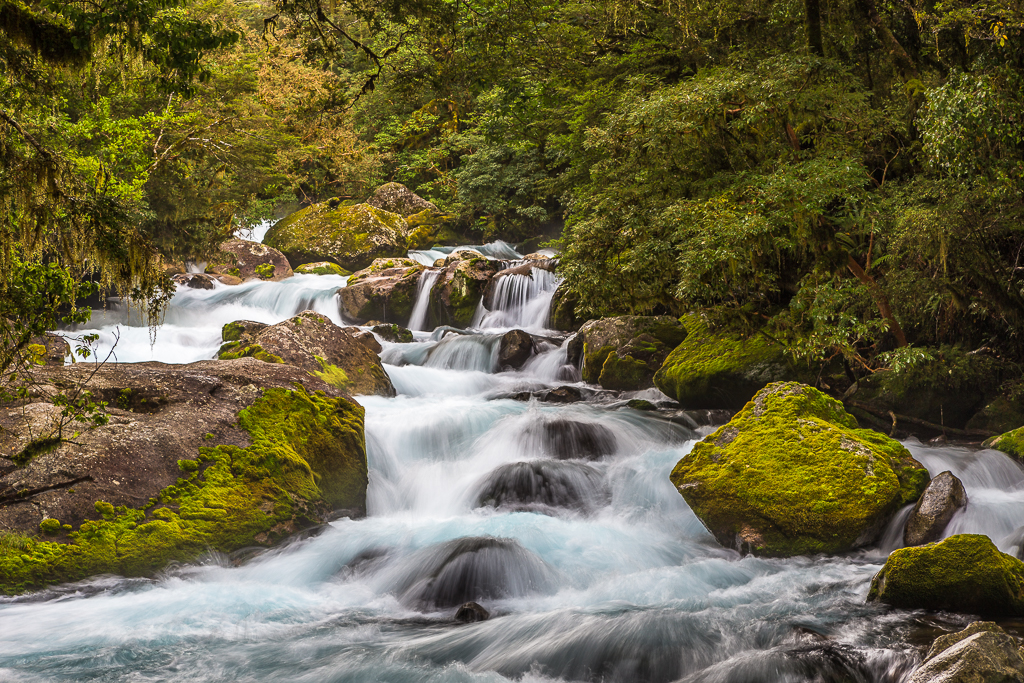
[909,622,1024,683]
[671,382,930,557]
[428,253,499,328]
[868,534,1024,616]
[338,258,425,324]
[548,281,581,332]
[205,239,294,282]
[654,315,797,410]
[983,426,1024,461]
[0,358,367,594]
[568,316,687,391]
[265,202,409,271]
[218,311,395,397]
[366,182,438,217]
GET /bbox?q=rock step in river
[2,240,1024,682]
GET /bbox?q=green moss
[38,519,61,536]
[12,436,61,467]
[295,262,350,276]
[117,388,133,411]
[599,353,650,391]
[654,315,792,409]
[372,324,414,344]
[0,387,367,595]
[670,382,929,557]
[254,263,276,280]
[312,356,351,390]
[581,344,615,384]
[983,426,1024,461]
[216,343,283,364]
[868,534,1024,616]
[222,321,246,342]
[626,399,657,411]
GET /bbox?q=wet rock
[365,182,438,217]
[571,316,686,391]
[549,281,582,332]
[498,329,535,370]
[217,311,395,397]
[537,386,584,403]
[909,622,1024,683]
[338,258,425,324]
[172,273,215,290]
[265,202,409,271]
[0,358,368,593]
[654,315,798,410]
[393,536,555,609]
[983,426,1024,461]
[454,601,490,623]
[372,324,414,344]
[532,419,617,460]
[428,255,499,328]
[475,460,607,513]
[672,382,930,557]
[205,239,294,282]
[294,261,351,276]
[904,471,968,546]
[869,534,1024,616]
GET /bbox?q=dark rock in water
[532,419,617,460]
[904,471,968,546]
[869,534,1024,616]
[498,329,535,370]
[454,601,490,623]
[372,323,414,344]
[539,386,583,403]
[909,621,1024,683]
[394,536,555,610]
[339,258,425,324]
[172,273,215,290]
[475,460,607,513]
[626,399,657,411]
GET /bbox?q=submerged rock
[868,534,1024,616]
[909,622,1024,683]
[529,419,618,460]
[654,315,798,410]
[498,329,535,370]
[671,382,930,557]
[393,536,555,610]
[904,471,968,546]
[205,239,294,282]
[338,258,425,324]
[569,316,686,391]
[0,358,367,594]
[474,460,607,514]
[454,601,490,623]
[217,311,395,397]
[265,202,409,271]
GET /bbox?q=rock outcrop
[671,382,930,556]
[217,311,395,397]
[548,281,582,332]
[868,534,1024,616]
[904,471,968,546]
[654,315,797,410]
[0,358,367,593]
[429,253,499,328]
[908,622,1024,683]
[205,239,294,282]
[498,329,534,369]
[568,316,687,391]
[265,202,409,271]
[338,258,425,324]
[366,182,438,217]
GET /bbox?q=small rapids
[5,239,1024,681]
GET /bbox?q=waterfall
[476,265,561,330]
[407,269,442,331]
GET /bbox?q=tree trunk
[805,0,824,56]
[847,255,907,347]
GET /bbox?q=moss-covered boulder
[217,311,395,396]
[428,254,499,328]
[338,258,425,324]
[295,261,351,276]
[0,358,367,594]
[549,281,582,332]
[908,622,1024,683]
[372,323,414,344]
[868,534,1024,616]
[265,202,409,271]
[671,382,930,557]
[966,396,1024,435]
[983,426,1024,461]
[654,315,798,410]
[205,239,293,282]
[568,316,686,391]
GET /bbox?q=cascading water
[5,241,1024,682]
[407,269,442,331]
[475,264,561,330]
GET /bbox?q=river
[1,241,1022,682]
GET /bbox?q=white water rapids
[3,242,1024,681]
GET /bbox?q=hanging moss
[0,386,367,594]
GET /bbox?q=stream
[2,241,1023,682]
